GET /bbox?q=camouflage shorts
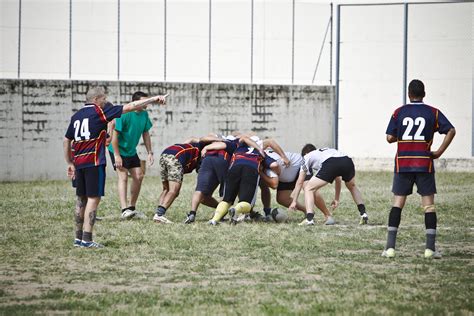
[159,154,183,183]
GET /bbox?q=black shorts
[392,172,437,196]
[109,151,141,170]
[222,164,259,204]
[195,156,229,196]
[73,165,106,197]
[315,156,355,183]
[277,179,297,191]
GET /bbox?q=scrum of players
[151,131,368,227]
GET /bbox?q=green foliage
[0,172,473,315]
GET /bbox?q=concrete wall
[0,79,335,181]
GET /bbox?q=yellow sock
[212,202,230,221]
[235,201,252,215]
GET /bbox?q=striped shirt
[386,102,454,173]
[65,103,123,169]
[230,143,276,170]
[162,143,204,174]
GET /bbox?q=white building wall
[0,0,472,163]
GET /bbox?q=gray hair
[86,86,106,102]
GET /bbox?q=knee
[276,195,287,206]
[169,188,180,197]
[134,172,144,182]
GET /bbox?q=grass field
[0,171,473,315]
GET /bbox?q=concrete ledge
[353,157,474,172]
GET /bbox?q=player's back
[395,103,438,142]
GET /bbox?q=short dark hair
[301,143,316,156]
[132,91,149,101]
[408,80,425,99]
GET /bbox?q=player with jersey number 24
[63,86,167,248]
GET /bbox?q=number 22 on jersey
[73,118,91,141]
[402,117,425,141]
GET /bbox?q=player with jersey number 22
[382,79,455,259]
[63,86,167,248]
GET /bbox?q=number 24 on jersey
[73,118,91,141]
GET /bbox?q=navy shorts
[315,156,355,183]
[109,151,141,170]
[392,172,437,196]
[73,165,106,197]
[223,164,259,204]
[195,156,229,196]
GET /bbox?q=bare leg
[303,177,329,215]
[161,181,182,209]
[345,177,364,205]
[83,196,101,233]
[201,195,219,208]
[75,196,87,240]
[129,167,144,207]
[276,190,305,213]
[159,181,169,206]
[393,195,407,209]
[191,191,204,212]
[314,190,332,218]
[116,168,129,209]
[260,182,271,209]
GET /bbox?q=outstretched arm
[122,94,167,114]
[431,128,456,159]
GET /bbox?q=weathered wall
[0,79,335,181]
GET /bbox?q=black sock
[75,230,83,240]
[82,231,93,242]
[128,206,136,211]
[306,213,315,221]
[121,207,129,213]
[386,207,402,249]
[264,208,271,216]
[189,211,196,216]
[357,204,366,216]
[156,205,167,216]
[425,212,437,251]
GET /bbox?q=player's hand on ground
[289,201,297,211]
[331,199,339,210]
[147,153,154,166]
[67,163,75,180]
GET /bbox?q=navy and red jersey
[230,143,276,170]
[65,103,123,170]
[204,139,239,164]
[386,102,454,173]
[162,142,204,174]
